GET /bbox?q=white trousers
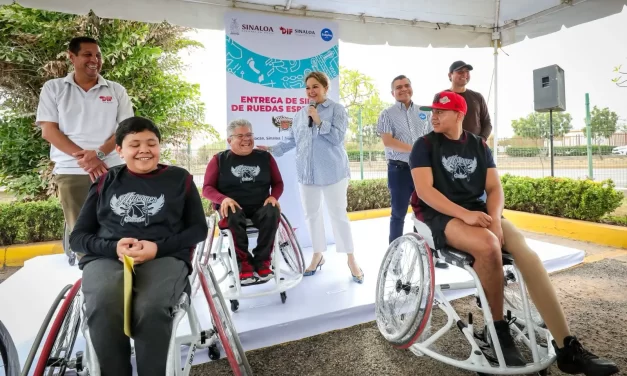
[298,178,354,254]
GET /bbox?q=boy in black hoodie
[70,116,208,375]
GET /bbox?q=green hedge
[505,145,615,157]
[0,175,624,246]
[0,198,64,246]
[500,174,623,221]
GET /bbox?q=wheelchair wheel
[0,320,20,376]
[62,222,75,266]
[277,214,305,275]
[375,233,435,349]
[197,263,252,376]
[32,279,82,376]
[503,265,545,329]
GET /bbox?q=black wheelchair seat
[217,217,260,236]
[438,246,514,268]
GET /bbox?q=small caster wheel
[230,299,239,312]
[68,253,76,266]
[208,344,220,360]
[475,295,482,308]
[538,369,549,376]
[280,292,287,304]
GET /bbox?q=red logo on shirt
[99,96,113,102]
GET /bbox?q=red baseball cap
[419,91,467,115]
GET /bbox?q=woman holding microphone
[257,71,364,284]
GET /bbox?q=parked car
[611,145,627,155]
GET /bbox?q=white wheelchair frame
[375,214,555,375]
[23,235,253,376]
[194,210,305,312]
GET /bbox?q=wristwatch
[96,149,106,161]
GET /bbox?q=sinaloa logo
[320,28,333,41]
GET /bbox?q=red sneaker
[255,260,274,281]
[239,260,255,285]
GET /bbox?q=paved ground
[1,232,625,376]
[190,231,627,376]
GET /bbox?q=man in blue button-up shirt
[377,75,433,244]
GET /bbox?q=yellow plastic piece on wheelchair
[123,254,135,337]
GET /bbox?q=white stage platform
[0,215,585,374]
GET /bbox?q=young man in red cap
[408,90,619,375]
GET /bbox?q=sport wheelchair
[375,215,553,375]
[192,210,305,312]
[20,235,253,376]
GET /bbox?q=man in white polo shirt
[36,36,134,258]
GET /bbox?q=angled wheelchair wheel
[200,214,217,267]
[0,319,20,376]
[198,263,253,376]
[375,233,435,349]
[32,279,82,376]
[503,265,545,329]
[277,214,305,275]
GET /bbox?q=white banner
[225,10,340,248]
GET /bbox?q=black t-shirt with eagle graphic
[408,130,496,219]
[69,164,209,273]
[202,149,284,209]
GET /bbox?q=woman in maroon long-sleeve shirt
[202,118,284,284]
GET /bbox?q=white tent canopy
[1,0,626,48]
[2,0,626,161]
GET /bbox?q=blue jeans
[387,161,414,244]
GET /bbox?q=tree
[0,4,217,199]
[612,63,626,88]
[346,93,390,161]
[339,67,393,164]
[512,111,573,141]
[589,106,618,152]
[339,66,376,111]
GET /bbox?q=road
[190,167,627,194]
[346,167,627,188]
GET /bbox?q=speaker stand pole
[549,109,554,177]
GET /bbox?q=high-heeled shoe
[303,255,325,276]
[348,262,364,284]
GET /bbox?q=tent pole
[493,41,498,166]
[492,0,501,165]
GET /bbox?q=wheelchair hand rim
[33,279,82,376]
[375,233,435,349]
[197,261,252,375]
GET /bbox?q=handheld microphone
[308,99,317,127]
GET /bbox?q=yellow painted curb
[582,249,627,264]
[2,241,63,267]
[502,209,627,249]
